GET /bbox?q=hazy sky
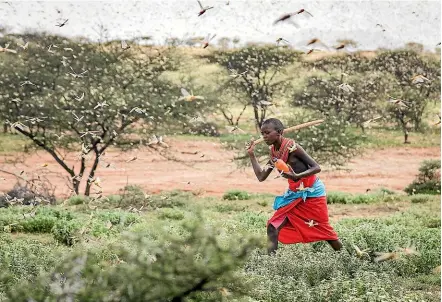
[1,0,441,51]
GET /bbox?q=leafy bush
[327,191,379,204]
[223,190,251,201]
[0,235,65,289]
[147,190,190,209]
[213,204,245,213]
[96,211,139,226]
[20,215,58,233]
[236,212,267,231]
[51,219,82,246]
[257,200,268,207]
[157,208,185,220]
[0,207,75,234]
[405,160,441,195]
[118,185,146,207]
[3,219,262,301]
[67,195,87,205]
[410,195,431,203]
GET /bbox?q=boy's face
[260,123,281,145]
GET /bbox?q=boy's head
[260,118,284,145]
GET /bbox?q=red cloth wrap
[267,196,339,244]
[268,137,339,244]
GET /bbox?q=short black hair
[262,118,284,133]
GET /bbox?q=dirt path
[0,139,439,199]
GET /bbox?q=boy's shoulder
[287,140,297,153]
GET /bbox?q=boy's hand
[245,138,256,156]
[281,166,299,180]
[281,171,300,180]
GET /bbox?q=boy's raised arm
[246,139,273,182]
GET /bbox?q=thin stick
[253,119,324,145]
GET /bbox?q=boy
[246,118,342,254]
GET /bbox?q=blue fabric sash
[273,177,326,210]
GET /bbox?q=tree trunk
[404,130,410,144]
[3,123,8,133]
[220,108,234,126]
[396,111,411,144]
[234,103,248,127]
[402,123,410,144]
[73,178,81,195]
[72,157,87,195]
[252,104,261,133]
[84,154,100,196]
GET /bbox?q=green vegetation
[405,159,441,195]
[0,31,440,302]
[0,189,439,301]
[222,190,251,201]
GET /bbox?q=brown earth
[0,139,440,200]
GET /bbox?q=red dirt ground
[0,138,440,199]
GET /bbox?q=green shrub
[236,212,267,231]
[67,195,87,205]
[0,212,22,233]
[51,219,82,246]
[327,192,381,204]
[20,216,57,233]
[37,207,75,220]
[147,190,189,209]
[0,207,76,234]
[213,204,245,213]
[327,191,399,204]
[223,190,251,201]
[405,160,441,195]
[97,211,139,226]
[157,208,185,220]
[0,235,64,288]
[425,218,441,229]
[3,220,261,301]
[379,187,396,195]
[410,194,431,203]
[405,180,441,195]
[104,194,123,205]
[257,200,268,207]
[118,185,146,207]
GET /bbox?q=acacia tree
[0,32,187,196]
[295,53,389,131]
[292,71,389,131]
[373,50,441,142]
[303,52,372,76]
[207,46,302,132]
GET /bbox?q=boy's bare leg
[267,217,289,255]
[327,239,343,251]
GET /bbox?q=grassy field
[0,188,440,301]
